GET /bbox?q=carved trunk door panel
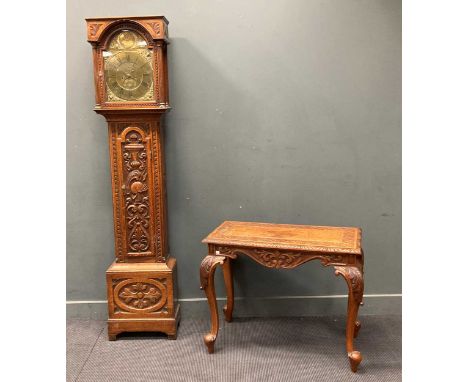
[116,125,155,260]
[108,120,167,263]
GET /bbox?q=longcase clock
[86,16,180,340]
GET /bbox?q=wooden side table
[199,221,364,372]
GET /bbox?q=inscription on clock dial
[104,30,154,102]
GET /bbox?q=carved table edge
[204,245,362,269]
[202,239,362,255]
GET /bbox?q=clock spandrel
[104,30,154,102]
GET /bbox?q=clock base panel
[106,258,180,340]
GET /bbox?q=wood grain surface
[203,221,361,254]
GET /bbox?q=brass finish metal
[104,31,154,101]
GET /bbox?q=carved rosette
[334,266,364,302]
[114,278,167,313]
[213,246,349,269]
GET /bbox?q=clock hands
[106,51,152,99]
[119,64,137,81]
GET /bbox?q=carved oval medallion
[114,278,167,313]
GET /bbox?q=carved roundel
[114,278,167,313]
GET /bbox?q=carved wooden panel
[88,23,103,37]
[213,245,351,269]
[113,278,167,313]
[119,126,152,257]
[86,16,169,43]
[108,119,167,263]
[106,259,179,336]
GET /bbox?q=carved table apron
[199,221,364,373]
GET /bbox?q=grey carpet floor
[67,315,401,382]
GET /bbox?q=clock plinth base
[106,258,180,340]
[107,305,180,340]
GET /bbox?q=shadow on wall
[164,37,262,298]
[162,38,356,304]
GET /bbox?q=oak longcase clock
[86,16,179,340]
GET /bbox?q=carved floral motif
[111,122,168,262]
[334,266,364,302]
[114,278,167,312]
[89,23,102,36]
[213,246,348,269]
[147,22,161,35]
[119,282,161,309]
[319,254,347,266]
[249,249,304,268]
[121,129,151,253]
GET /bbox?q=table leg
[354,321,361,338]
[222,257,235,322]
[334,265,364,372]
[353,252,364,339]
[200,254,226,353]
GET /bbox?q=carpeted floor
[67,315,401,381]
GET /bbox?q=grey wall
[67,0,401,317]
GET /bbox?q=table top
[202,221,362,254]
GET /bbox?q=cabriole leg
[222,257,235,322]
[354,321,361,338]
[334,265,364,372]
[200,254,226,353]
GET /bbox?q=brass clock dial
[104,31,154,102]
